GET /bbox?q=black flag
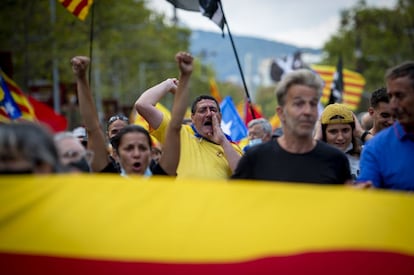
[199,0,224,30]
[270,51,306,82]
[166,0,225,30]
[328,56,344,105]
[166,0,199,11]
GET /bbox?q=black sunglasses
[107,115,129,126]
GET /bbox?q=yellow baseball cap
[321,103,354,124]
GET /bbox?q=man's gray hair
[247,118,272,135]
[0,122,62,172]
[275,69,323,106]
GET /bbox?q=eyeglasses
[107,115,129,126]
[61,150,94,163]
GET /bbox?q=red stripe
[314,70,362,80]
[73,0,88,16]
[0,108,9,117]
[345,82,364,89]
[16,102,31,114]
[344,90,363,97]
[61,0,73,8]
[1,251,413,275]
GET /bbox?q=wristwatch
[361,131,371,143]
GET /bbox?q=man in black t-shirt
[232,69,352,185]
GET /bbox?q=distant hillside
[190,30,322,84]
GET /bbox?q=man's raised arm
[134,78,177,130]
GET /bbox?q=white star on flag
[5,101,17,117]
[221,120,232,136]
[219,96,247,141]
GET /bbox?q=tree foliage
[322,0,413,94]
[0,0,216,118]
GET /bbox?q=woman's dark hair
[106,114,129,130]
[110,125,152,153]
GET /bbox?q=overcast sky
[148,0,397,48]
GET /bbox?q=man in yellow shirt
[135,82,242,179]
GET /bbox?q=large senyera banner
[1,175,413,274]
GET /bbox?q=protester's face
[107,119,129,139]
[248,124,270,142]
[325,123,352,152]
[115,132,151,175]
[191,99,221,137]
[277,84,319,138]
[151,146,162,163]
[56,137,89,166]
[387,75,414,128]
[369,102,394,132]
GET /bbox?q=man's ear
[276,106,284,122]
[368,107,375,116]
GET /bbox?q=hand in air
[70,56,90,78]
[175,52,193,76]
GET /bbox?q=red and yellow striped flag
[58,0,93,21]
[311,65,365,111]
[1,175,413,274]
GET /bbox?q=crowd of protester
[0,54,413,192]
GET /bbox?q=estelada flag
[0,69,36,122]
[58,0,94,21]
[0,69,67,132]
[220,96,247,141]
[0,175,413,274]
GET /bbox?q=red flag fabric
[28,96,67,133]
[244,101,263,126]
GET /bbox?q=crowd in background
[0,54,413,192]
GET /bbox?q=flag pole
[87,2,103,122]
[218,0,256,120]
[88,2,95,84]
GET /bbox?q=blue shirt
[357,121,414,191]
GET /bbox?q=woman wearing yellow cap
[319,103,362,180]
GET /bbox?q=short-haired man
[358,61,414,191]
[360,87,394,143]
[135,83,242,179]
[243,118,272,152]
[232,69,352,185]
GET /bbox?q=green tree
[322,0,413,96]
[0,0,215,119]
[255,85,277,119]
